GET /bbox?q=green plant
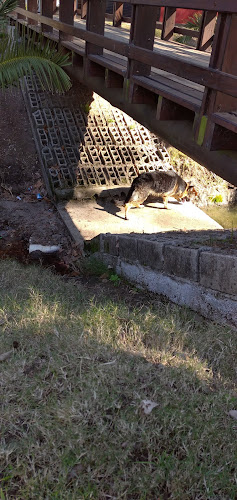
[109,273,120,284]
[175,12,202,46]
[210,194,223,203]
[0,0,71,93]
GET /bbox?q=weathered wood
[81,0,87,19]
[128,0,237,13]
[157,96,194,121]
[13,6,237,100]
[86,0,106,56]
[212,112,237,134]
[17,0,25,20]
[197,10,216,51]
[113,2,123,27]
[28,0,37,25]
[129,4,158,77]
[161,7,176,41]
[89,54,126,76]
[59,0,77,41]
[41,0,53,33]
[132,75,201,112]
[105,69,124,88]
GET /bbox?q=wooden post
[129,4,158,77]
[161,7,176,42]
[85,0,106,56]
[81,0,87,19]
[41,0,53,33]
[28,0,38,25]
[113,2,123,28]
[17,0,26,20]
[195,13,237,149]
[59,0,77,41]
[197,10,216,52]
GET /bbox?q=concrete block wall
[93,233,237,328]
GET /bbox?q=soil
[0,84,89,275]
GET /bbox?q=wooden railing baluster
[81,0,87,19]
[27,0,38,26]
[161,7,176,41]
[113,2,124,27]
[41,0,53,33]
[59,0,77,41]
[197,10,216,51]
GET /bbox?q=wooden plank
[89,54,126,75]
[212,112,237,134]
[59,0,77,41]
[81,0,87,19]
[28,0,37,25]
[41,0,53,33]
[86,0,106,56]
[129,4,158,76]
[17,0,25,20]
[197,11,216,51]
[132,75,201,111]
[157,96,194,120]
[113,2,123,27]
[161,7,176,41]
[150,71,203,102]
[13,7,237,99]
[128,0,237,14]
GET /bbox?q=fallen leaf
[229,410,237,420]
[141,399,158,415]
[0,350,12,362]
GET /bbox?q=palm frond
[0,28,72,93]
[0,0,18,19]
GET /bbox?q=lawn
[0,260,237,499]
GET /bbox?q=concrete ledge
[93,233,237,328]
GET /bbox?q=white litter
[29,244,60,254]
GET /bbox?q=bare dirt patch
[0,84,90,273]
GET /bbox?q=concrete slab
[58,198,222,242]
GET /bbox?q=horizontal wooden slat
[128,44,237,99]
[89,54,126,75]
[212,112,237,134]
[127,0,237,14]
[132,74,201,111]
[13,7,237,99]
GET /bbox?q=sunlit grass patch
[0,261,237,499]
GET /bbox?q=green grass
[0,260,237,499]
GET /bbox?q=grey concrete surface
[60,198,222,241]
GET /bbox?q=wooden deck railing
[77,1,215,52]
[12,0,237,159]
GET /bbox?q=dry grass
[0,260,237,499]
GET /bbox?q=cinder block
[163,245,199,281]
[200,251,237,295]
[33,109,44,128]
[137,239,164,271]
[119,235,138,261]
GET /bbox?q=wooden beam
[59,0,77,41]
[12,7,237,100]
[129,4,158,77]
[41,0,53,33]
[86,0,106,56]
[128,0,237,14]
[28,0,37,25]
[17,0,25,20]
[197,11,216,51]
[113,2,123,28]
[161,7,176,42]
[81,0,87,19]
